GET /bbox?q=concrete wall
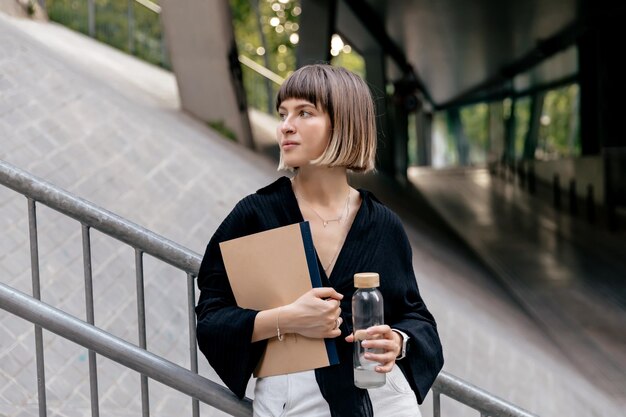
[161,0,253,148]
[0,0,46,19]
[0,0,28,17]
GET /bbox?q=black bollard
[586,184,595,223]
[569,179,578,215]
[528,164,536,194]
[518,162,526,188]
[553,174,561,209]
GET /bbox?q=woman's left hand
[345,325,402,373]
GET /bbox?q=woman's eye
[300,111,311,117]
[279,113,286,120]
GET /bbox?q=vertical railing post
[82,225,100,417]
[160,29,168,69]
[87,0,96,38]
[135,249,150,417]
[187,273,199,417]
[127,0,135,54]
[28,198,47,417]
[433,390,441,417]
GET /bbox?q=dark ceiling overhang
[336,0,602,111]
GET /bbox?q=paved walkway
[408,167,626,403]
[0,12,622,417]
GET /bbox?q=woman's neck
[291,166,350,206]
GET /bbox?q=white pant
[253,366,421,417]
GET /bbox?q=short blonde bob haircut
[275,64,377,173]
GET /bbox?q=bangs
[276,66,333,118]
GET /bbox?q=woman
[196,64,443,416]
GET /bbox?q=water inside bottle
[354,366,386,388]
[353,334,386,388]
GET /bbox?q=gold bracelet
[276,307,284,341]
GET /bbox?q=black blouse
[196,177,444,417]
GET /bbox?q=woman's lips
[281,141,299,149]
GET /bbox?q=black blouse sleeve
[195,199,267,398]
[383,215,444,404]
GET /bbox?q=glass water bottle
[352,272,385,389]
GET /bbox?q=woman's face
[277,98,332,169]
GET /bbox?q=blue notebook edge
[299,222,340,366]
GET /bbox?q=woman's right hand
[282,287,343,339]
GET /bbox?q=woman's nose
[280,117,295,135]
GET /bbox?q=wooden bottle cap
[354,272,379,288]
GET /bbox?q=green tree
[537,84,580,159]
[46,0,166,68]
[460,103,489,164]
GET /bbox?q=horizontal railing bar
[134,0,161,14]
[0,281,253,417]
[433,372,538,417]
[0,159,201,275]
[239,55,284,85]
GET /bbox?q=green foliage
[47,0,88,33]
[207,120,238,142]
[231,0,302,113]
[26,0,36,16]
[513,97,531,159]
[231,0,365,112]
[434,83,580,167]
[93,0,128,51]
[433,106,489,166]
[460,103,489,164]
[46,0,167,68]
[231,0,300,79]
[536,84,580,160]
[331,51,365,78]
[407,112,417,166]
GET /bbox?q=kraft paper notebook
[219,221,339,378]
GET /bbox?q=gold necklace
[296,191,350,228]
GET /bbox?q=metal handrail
[0,281,252,417]
[432,373,537,417]
[0,158,539,417]
[134,0,161,14]
[238,55,285,85]
[0,160,200,275]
